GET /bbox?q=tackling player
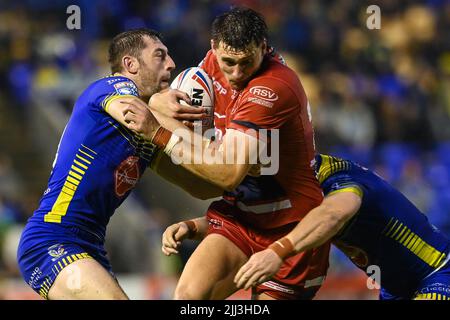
[231,154,450,300]
[124,8,329,300]
[16,29,197,299]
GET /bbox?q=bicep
[323,191,362,220]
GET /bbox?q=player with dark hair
[124,7,329,300]
[230,154,450,300]
[16,28,198,299]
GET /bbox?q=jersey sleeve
[321,172,364,199]
[198,50,214,77]
[89,77,139,114]
[228,77,299,135]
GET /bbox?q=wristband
[151,126,172,149]
[164,133,181,155]
[182,220,198,239]
[268,237,295,260]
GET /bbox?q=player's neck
[113,72,149,100]
[113,72,129,79]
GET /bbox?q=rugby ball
[170,67,214,130]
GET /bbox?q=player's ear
[122,55,139,74]
[261,40,267,53]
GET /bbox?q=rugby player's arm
[105,96,224,199]
[284,191,362,253]
[103,95,147,127]
[162,216,208,256]
[234,190,362,289]
[149,111,257,192]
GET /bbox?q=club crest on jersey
[48,244,67,261]
[334,241,369,268]
[208,218,223,229]
[114,156,140,197]
[114,81,138,96]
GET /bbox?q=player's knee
[174,284,208,300]
[49,283,128,300]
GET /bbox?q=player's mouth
[160,76,171,87]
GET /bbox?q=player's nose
[166,55,176,71]
[231,67,244,80]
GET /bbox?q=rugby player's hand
[234,249,283,290]
[149,89,207,121]
[121,97,160,139]
[161,222,190,256]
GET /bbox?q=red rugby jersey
[200,49,323,229]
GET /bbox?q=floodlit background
[0,0,449,299]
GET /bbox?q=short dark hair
[108,28,162,73]
[211,7,268,52]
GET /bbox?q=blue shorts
[17,222,112,299]
[380,260,450,300]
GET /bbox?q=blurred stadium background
[0,0,449,299]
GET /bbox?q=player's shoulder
[315,154,367,198]
[315,154,355,184]
[246,58,300,96]
[261,55,298,82]
[86,75,138,96]
[198,49,214,67]
[199,50,220,76]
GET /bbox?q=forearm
[285,203,348,254]
[152,115,250,191]
[279,193,362,255]
[173,133,241,191]
[182,216,208,241]
[190,217,209,240]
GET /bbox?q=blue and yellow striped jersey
[315,154,450,297]
[28,76,158,240]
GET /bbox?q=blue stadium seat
[329,145,374,167]
[378,143,418,182]
[424,161,450,189]
[436,142,450,168]
[426,188,450,235]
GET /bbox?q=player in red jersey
[123,7,329,299]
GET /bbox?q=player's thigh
[48,257,128,300]
[175,233,248,300]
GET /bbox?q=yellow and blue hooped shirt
[315,154,450,298]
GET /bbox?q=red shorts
[206,201,330,300]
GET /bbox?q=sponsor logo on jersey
[28,267,43,287]
[43,187,51,195]
[334,241,369,268]
[247,96,274,108]
[114,156,140,197]
[213,79,227,95]
[208,218,223,229]
[249,86,279,101]
[107,78,122,84]
[114,81,138,96]
[48,244,67,261]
